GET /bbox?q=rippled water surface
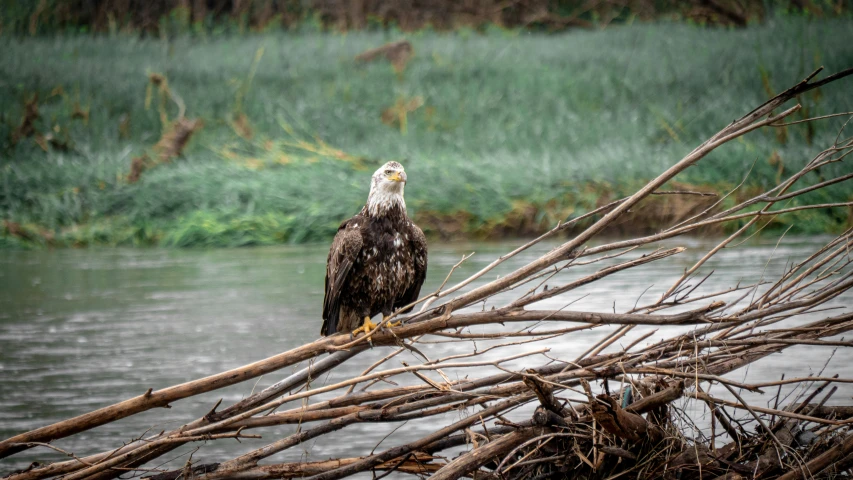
[1,237,851,475]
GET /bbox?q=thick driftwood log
[591,394,665,444]
[429,429,536,480]
[146,464,220,480]
[800,404,853,419]
[776,433,853,480]
[148,453,442,480]
[523,373,570,417]
[533,407,569,428]
[354,40,413,73]
[710,474,746,480]
[664,444,721,480]
[625,380,684,414]
[598,445,637,461]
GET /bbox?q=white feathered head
[366,161,407,216]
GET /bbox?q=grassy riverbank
[2,17,852,248]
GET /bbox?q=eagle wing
[322,217,364,336]
[394,222,428,314]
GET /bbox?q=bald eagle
[321,161,428,336]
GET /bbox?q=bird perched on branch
[322,161,428,336]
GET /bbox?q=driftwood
[3,66,853,480]
[129,73,202,183]
[591,393,665,444]
[355,39,413,74]
[10,93,39,145]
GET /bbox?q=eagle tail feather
[321,313,337,336]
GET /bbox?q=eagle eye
[384,170,393,175]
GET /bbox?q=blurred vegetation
[1,14,853,248]
[1,0,851,35]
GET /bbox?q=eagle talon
[352,316,378,336]
[383,316,402,328]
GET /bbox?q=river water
[1,237,851,475]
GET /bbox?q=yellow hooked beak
[388,171,406,183]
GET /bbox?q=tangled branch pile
[2,68,853,480]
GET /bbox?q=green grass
[2,16,853,248]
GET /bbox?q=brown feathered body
[322,162,428,335]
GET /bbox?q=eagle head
[366,161,407,216]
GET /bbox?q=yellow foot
[383,316,401,328]
[352,316,378,336]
